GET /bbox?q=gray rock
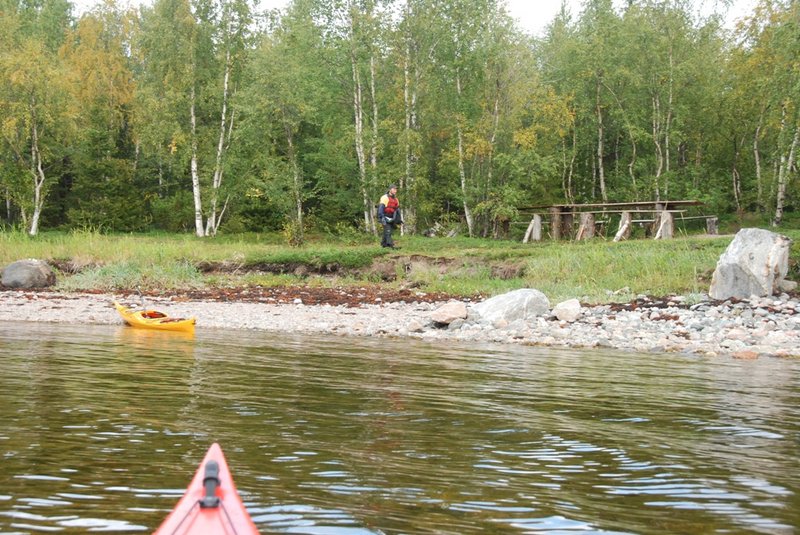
[448,318,465,331]
[553,298,581,322]
[407,319,426,332]
[2,259,56,288]
[507,319,528,332]
[492,318,509,330]
[472,288,550,323]
[430,301,468,324]
[709,228,792,300]
[779,279,798,292]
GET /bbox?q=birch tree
[203,0,251,236]
[433,0,498,236]
[139,0,250,236]
[0,0,72,234]
[238,0,326,244]
[137,0,197,229]
[0,41,71,235]
[343,0,386,234]
[579,0,619,202]
[399,0,421,233]
[732,0,799,225]
[61,2,143,229]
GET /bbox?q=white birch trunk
[349,7,371,234]
[773,124,799,227]
[403,30,414,233]
[205,41,233,237]
[732,135,745,212]
[754,109,765,211]
[628,131,637,190]
[369,53,379,235]
[595,77,607,202]
[652,92,663,200]
[158,159,164,192]
[285,121,304,238]
[665,46,674,176]
[402,4,418,235]
[28,119,46,237]
[561,138,569,202]
[567,126,577,203]
[455,70,474,236]
[190,83,204,238]
[600,80,636,190]
[488,95,500,238]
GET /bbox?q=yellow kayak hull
[114,301,196,333]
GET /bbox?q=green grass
[57,261,205,292]
[2,227,796,304]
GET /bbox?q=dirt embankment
[46,254,530,306]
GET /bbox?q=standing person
[377,184,401,248]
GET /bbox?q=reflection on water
[0,321,798,534]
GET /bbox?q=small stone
[407,319,425,333]
[493,318,509,330]
[553,298,582,322]
[448,319,465,331]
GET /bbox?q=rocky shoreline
[2,289,798,359]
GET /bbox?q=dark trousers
[381,222,396,247]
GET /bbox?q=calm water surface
[0,321,798,534]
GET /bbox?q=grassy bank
[2,228,798,304]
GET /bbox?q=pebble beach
[2,289,799,359]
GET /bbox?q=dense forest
[0,0,798,240]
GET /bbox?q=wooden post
[706,216,718,235]
[562,211,574,239]
[549,207,561,240]
[523,215,543,243]
[523,218,534,243]
[613,211,632,242]
[651,202,664,237]
[654,210,674,239]
[576,212,595,240]
[531,214,542,241]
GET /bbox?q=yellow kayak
[113,301,196,333]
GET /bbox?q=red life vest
[384,195,399,215]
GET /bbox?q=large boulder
[1,259,57,289]
[472,288,550,323]
[709,228,792,300]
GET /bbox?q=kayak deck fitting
[153,443,260,535]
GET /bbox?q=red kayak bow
[153,443,260,535]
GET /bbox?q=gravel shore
[2,290,798,358]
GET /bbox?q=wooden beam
[521,199,704,211]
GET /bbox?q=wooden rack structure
[518,200,717,242]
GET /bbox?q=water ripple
[0,322,798,534]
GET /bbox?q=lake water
[0,321,798,534]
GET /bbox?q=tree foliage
[0,0,797,236]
